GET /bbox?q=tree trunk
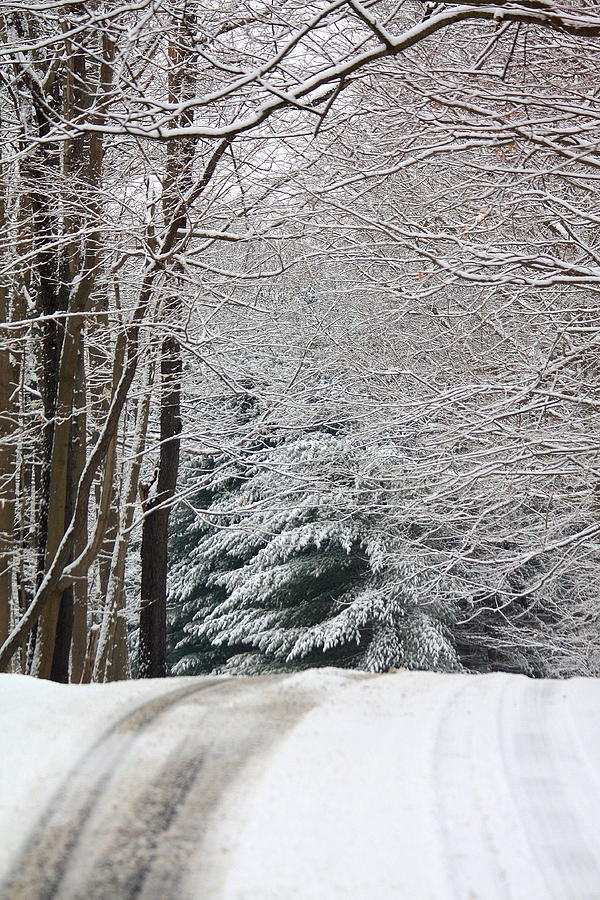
[138,15,193,679]
[53,343,88,682]
[0,150,16,649]
[32,312,83,679]
[94,354,153,682]
[30,17,105,679]
[139,337,181,678]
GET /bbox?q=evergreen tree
[167,458,229,675]
[168,427,460,675]
[167,385,264,674]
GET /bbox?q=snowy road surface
[1,670,600,899]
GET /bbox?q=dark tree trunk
[50,395,76,683]
[25,15,91,679]
[50,344,86,683]
[139,507,169,679]
[138,14,193,680]
[139,335,181,678]
[50,587,74,683]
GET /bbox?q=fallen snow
[1,669,600,899]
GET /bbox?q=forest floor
[1,669,600,899]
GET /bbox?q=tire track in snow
[61,674,317,900]
[2,675,318,900]
[0,678,233,900]
[501,678,600,900]
[433,674,518,900]
[434,674,600,900]
[138,676,320,900]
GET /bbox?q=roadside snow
[1,669,600,899]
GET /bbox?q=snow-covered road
[1,669,599,899]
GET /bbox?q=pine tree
[167,460,223,675]
[166,385,266,674]
[168,426,460,675]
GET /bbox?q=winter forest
[1,0,600,685]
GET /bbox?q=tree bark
[139,337,181,678]
[54,344,87,682]
[0,144,16,649]
[68,366,90,682]
[30,15,107,678]
[0,266,157,673]
[32,311,83,678]
[138,13,193,679]
[94,354,153,682]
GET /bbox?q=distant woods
[1,0,599,681]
